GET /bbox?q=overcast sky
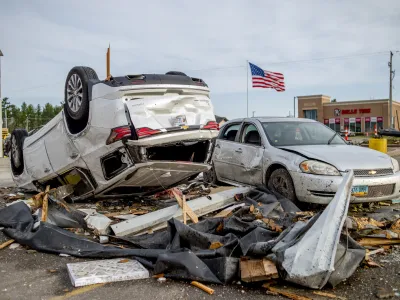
[1,0,400,119]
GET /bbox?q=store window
[371,117,377,132]
[365,117,371,132]
[377,117,383,130]
[344,118,349,131]
[356,118,361,133]
[303,109,317,120]
[335,118,341,132]
[349,118,356,133]
[329,118,335,130]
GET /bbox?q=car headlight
[391,157,400,173]
[300,160,341,176]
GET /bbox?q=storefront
[297,95,400,133]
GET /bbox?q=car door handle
[235,148,243,153]
[44,168,50,173]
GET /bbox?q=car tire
[203,164,220,185]
[10,129,28,176]
[267,168,297,203]
[64,66,98,122]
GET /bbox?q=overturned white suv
[10,67,218,200]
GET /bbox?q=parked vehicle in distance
[10,67,219,200]
[204,117,400,204]
[379,128,400,138]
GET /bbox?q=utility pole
[252,111,255,117]
[26,117,29,132]
[293,96,296,118]
[389,51,394,128]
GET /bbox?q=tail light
[106,126,132,145]
[136,127,162,138]
[202,121,219,130]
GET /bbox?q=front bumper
[290,170,400,204]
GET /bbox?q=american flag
[249,62,285,92]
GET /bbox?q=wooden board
[358,238,400,246]
[212,203,245,218]
[172,190,198,224]
[240,258,278,282]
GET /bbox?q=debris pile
[1,171,400,295]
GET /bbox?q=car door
[231,122,264,186]
[212,122,243,182]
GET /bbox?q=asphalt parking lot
[0,152,399,300]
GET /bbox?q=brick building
[297,95,400,133]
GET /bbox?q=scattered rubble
[1,172,400,296]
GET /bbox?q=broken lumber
[191,281,214,295]
[212,203,245,218]
[0,239,15,250]
[264,286,312,300]
[365,248,385,258]
[240,257,278,283]
[41,186,51,222]
[312,291,337,298]
[358,238,400,246]
[111,187,250,237]
[172,190,198,224]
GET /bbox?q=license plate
[173,115,187,126]
[351,185,368,197]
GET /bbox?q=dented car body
[10,67,218,200]
[207,117,400,204]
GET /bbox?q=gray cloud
[0,0,399,118]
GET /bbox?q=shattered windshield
[262,121,346,147]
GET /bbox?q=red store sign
[340,108,371,114]
[324,119,329,124]
[377,117,383,122]
[335,118,340,124]
[344,118,349,124]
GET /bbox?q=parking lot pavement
[0,227,399,300]
[0,158,14,188]
[0,151,399,299]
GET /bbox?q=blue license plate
[351,185,368,196]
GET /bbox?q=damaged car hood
[279,145,393,171]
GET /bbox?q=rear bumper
[126,130,218,147]
[290,170,400,204]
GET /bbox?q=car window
[240,124,261,146]
[220,124,240,141]
[262,121,346,146]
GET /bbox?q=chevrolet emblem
[368,170,377,175]
[181,125,189,130]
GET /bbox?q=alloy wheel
[66,74,83,112]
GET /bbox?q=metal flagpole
[246,60,249,117]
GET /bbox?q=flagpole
[246,60,249,117]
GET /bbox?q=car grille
[353,168,393,177]
[356,184,395,198]
[309,190,336,198]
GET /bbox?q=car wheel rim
[67,74,83,113]
[11,136,21,168]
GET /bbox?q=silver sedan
[205,117,400,204]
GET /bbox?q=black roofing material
[0,186,364,288]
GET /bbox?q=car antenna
[105,44,112,81]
